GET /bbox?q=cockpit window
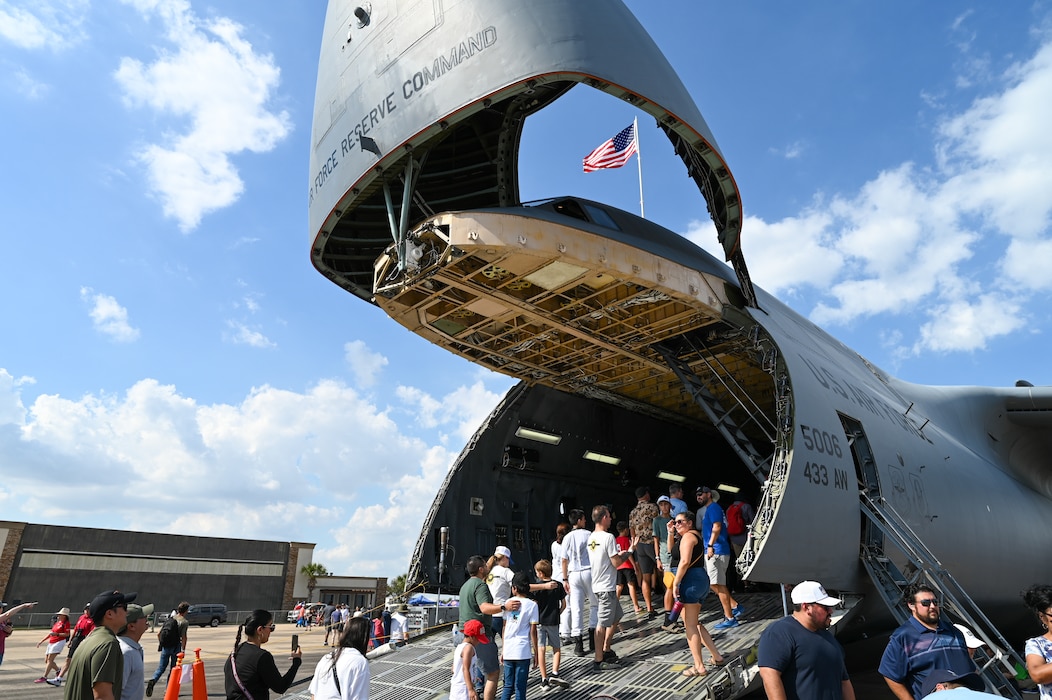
[581,203,619,230]
[527,198,621,231]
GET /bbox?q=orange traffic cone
[162,652,184,700]
[191,648,208,700]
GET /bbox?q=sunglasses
[915,599,940,608]
[673,519,691,526]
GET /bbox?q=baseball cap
[919,670,984,697]
[494,545,514,566]
[657,495,671,504]
[88,590,137,621]
[125,603,155,624]
[462,619,491,644]
[790,581,842,606]
[696,486,710,494]
[954,624,985,649]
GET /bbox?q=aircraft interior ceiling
[408,381,765,590]
[317,84,573,302]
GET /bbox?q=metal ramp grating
[277,592,832,700]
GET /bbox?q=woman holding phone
[224,609,302,700]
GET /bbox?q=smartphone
[291,634,299,652]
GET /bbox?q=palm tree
[300,562,330,602]
[389,573,408,599]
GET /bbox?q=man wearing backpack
[146,602,188,697]
[726,499,755,592]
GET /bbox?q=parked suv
[185,604,227,627]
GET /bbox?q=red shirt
[48,618,70,644]
[616,535,634,571]
[72,614,94,637]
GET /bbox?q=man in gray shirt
[118,603,154,700]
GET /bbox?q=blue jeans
[500,658,529,700]
[151,646,180,682]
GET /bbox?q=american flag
[583,123,638,172]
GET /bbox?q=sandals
[681,667,707,678]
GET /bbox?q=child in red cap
[451,619,490,700]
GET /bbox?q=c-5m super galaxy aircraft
[306,1,1052,697]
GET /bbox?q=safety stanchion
[162,652,184,700]
[191,648,208,700]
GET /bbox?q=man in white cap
[118,603,154,700]
[758,581,854,700]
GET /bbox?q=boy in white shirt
[500,574,538,700]
[450,619,488,700]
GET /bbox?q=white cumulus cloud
[80,287,141,342]
[688,29,1052,354]
[0,371,504,575]
[226,320,275,349]
[344,340,389,388]
[114,0,292,231]
[0,0,89,50]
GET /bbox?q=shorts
[635,541,657,574]
[537,625,561,649]
[595,590,623,628]
[46,640,66,655]
[475,636,500,675]
[664,570,676,589]
[705,554,729,586]
[678,566,710,604]
[616,567,638,589]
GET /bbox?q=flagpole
[635,117,644,218]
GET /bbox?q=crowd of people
[449,484,758,699]
[442,481,1052,700]
[5,487,1052,700]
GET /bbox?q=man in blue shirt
[879,583,973,700]
[667,484,688,516]
[758,580,854,700]
[697,487,742,630]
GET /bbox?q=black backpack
[158,617,180,649]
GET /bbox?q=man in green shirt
[64,590,136,700]
[459,555,520,700]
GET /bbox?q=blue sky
[2,1,1052,580]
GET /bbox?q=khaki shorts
[595,590,623,628]
[705,554,729,586]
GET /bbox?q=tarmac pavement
[0,621,332,699]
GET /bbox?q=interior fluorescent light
[583,450,620,465]
[514,427,562,445]
[656,471,686,483]
[717,483,741,494]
